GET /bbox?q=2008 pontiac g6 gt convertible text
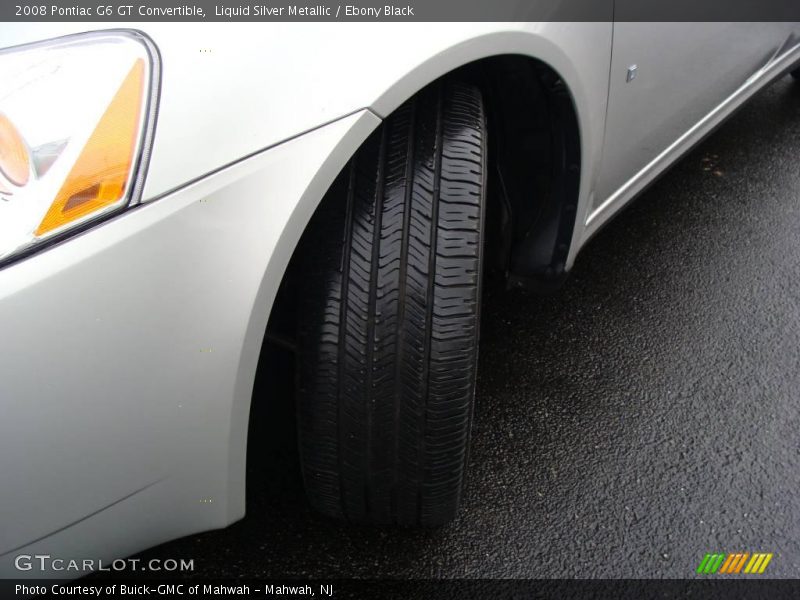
[1,20,799,576]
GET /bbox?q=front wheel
[297,81,487,526]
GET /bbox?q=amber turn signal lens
[0,113,30,187]
[36,59,145,236]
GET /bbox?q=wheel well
[248,54,583,502]
[451,55,582,291]
[260,54,582,363]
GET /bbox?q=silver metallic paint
[1,20,799,574]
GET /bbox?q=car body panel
[0,22,613,207]
[594,22,800,212]
[1,19,799,575]
[586,26,800,241]
[0,109,379,575]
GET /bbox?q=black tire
[793,68,800,81]
[296,81,486,526]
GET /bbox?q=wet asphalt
[127,76,800,579]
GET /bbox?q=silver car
[1,21,799,576]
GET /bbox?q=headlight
[0,30,159,264]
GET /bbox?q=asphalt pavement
[125,76,800,579]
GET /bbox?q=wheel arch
[269,32,593,316]
[235,30,603,516]
[260,35,592,331]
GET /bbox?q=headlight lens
[0,31,157,263]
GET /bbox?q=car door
[593,20,797,215]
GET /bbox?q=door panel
[594,21,795,213]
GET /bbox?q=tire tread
[298,81,485,526]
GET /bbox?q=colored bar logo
[696,552,773,575]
